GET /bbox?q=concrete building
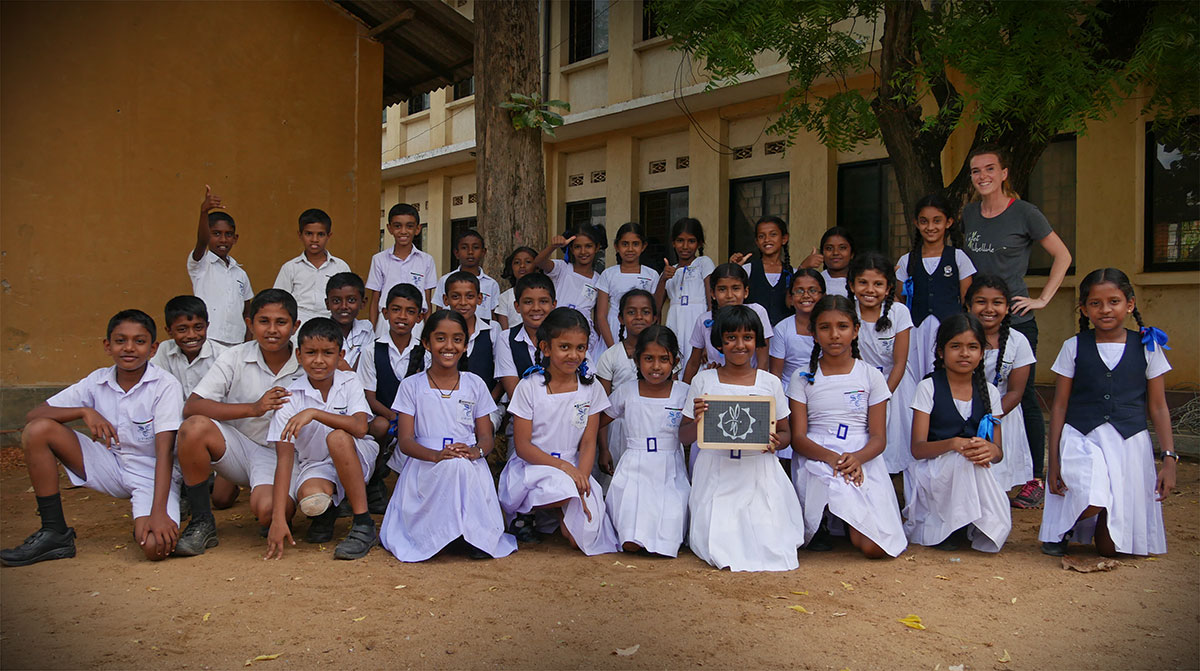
[381,0,1197,388]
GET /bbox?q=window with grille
[1145,119,1200,272]
[639,187,689,273]
[729,173,789,257]
[569,0,609,63]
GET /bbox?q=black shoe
[0,527,76,566]
[174,517,218,557]
[334,521,377,560]
[466,544,491,560]
[1041,538,1070,556]
[805,521,833,552]
[366,476,389,515]
[934,527,967,552]
[305,506,338,544]
[511,514,540,544]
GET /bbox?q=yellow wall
[1,1,383,387]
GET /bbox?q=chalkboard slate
[697,395,776,450]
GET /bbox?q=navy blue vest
[747,256,790,327]
[926,368,985,441]
[467,321,496,389]
[1065,330,1147,439]
[374,341,402,409]
[508,325,534,378]
[908,246,961,327]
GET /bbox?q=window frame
[407,92,430,115]
[568,0,609,63]
[1144,119,1200,273]
[452,77,475,101]
[638,186,689,272]
[835,159,893,258]
[728,172,790,258]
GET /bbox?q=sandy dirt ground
[1,451,1197,670]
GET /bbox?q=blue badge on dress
[680,295,688,306]
[729,449,741,460]
[647,437,658,452]
[836,423,849,440]
[443,437,453,450]
[551,451,562,459]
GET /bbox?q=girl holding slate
[681,305,803,572]
[787,295,905,559]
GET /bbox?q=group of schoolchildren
[2,170,1179,573]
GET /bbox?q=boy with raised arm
[188,186,253,346]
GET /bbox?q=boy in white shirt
[188,185,253,346]
[273,208,352,324]
[174,289,305,556]
[1,310,184,566]
[325,272,374,371]
[151,295,229,399]
[432,228,501,321]
[265,318,379,561]
[365,203,438,337]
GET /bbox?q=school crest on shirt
[717,404,755,440]
[572,402,591,429]
[636,276,652,290]
[666,407,684,429]
[843,389,868,412]
[132,418,154,443]
[878,334,896,355]
[583,284,597,301]
[458,399,475,423]
[409,271,425,284]
[942,264,954,277]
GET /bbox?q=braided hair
[965,274,1013,385]
[633,325,680,381]
[1077,267,1145,333]
[564,223,607,271]
[616,288,657,342]
[807,295,861,385]
[708,263,750,314]
[934,313,990,414]
[755,216,793,289]
[671,217,705,259]
[907,194,961,284]
[535,307,595,386]
[846,252,897,332]
[819,226,856,284]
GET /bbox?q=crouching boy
[265,318,379,560]
[1,310,184,566]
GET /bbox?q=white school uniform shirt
[768,315,814,394]
[911,377,1003,421]
[1050,335,1172,380]
[358,334,426,393]
[546,259,599,326]
[187,250,253,345]
[684,368,789,423]
[341,319,376,370]
[432,267,502,320]
[494,326,537,381]
[787,360,890,432]
[192,342,305,445]
[366,246,438,334]
[688,303,774,367]
[392,371,498,449]
[508,376,610,463]
[272,252,352,323]
[856,302,914,377]
[983,329,1036,395]
[605,380,689,453]
[47,363,183,474]
[665,256,715,310]
[267,370,370,463]
[150,338,229,399]
[597,264,660,319]
[596,342,638,391]
[495,287,521,328]
[821,270,847,299]
[894,249,977,283]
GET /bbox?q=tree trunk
[474,0,547,279]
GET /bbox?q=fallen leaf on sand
[613,645,640,656]
[790,590,809,596]
[998,650,1012,663]
[113,544,126,550]
[146,587,161,592]
[244,653,281,666]
[488,586,499,592]
[769,595,789,600]
[832,612,847,617]
[1010,598,1017,604]
[1061,556,1120,573]
[394,585,406,589]
[840,581,854,591]
[495,635,512,641]
[993,576,1005,580]
[614,560,624,566]
[934,575,950,581]
[897,614,926,630]
[353,616,367,622]
[948,665,964,671]
[1144,557,1160,561]
[202,613,211,622]
[787,605,811,614]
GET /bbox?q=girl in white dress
[596,222,660,349]
[788,295,906,559]
[655,218,714,373]
[798,226,855,299]
[1040,268,1176,557]
[847,253,917,475]
[498,307,619,555]
[906,313,1011,553]
[682,264,773,383]
[769,268,825,462]
[966,275,1035,491]
[602,325,690,556]
[534,224,607,361]
[682,305,804,572]
[494,246,539,330]
[596,289,657,479]
[379,310,517,561]
[896,195,976,379]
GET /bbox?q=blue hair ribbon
[577,359,590,378]
[704,318,713,328]
[797,371,815,384]
[976,414,1000,442]
[386,416,398,439]
[902,278,914,309]
[521,364,545,379]
[1140,326,1170,352]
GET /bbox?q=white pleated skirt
[1038,424,1166,555]
[902,451,1012,552]
[908,316,940,380]
[605,447,690,556]
[793,431,907,557]
[666,301,706,373]
[988,406,1034,491]
[881,372,919,474]
[499,456,620,556]
[379,456,516,561]
[689,448,805,572]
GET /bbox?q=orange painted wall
[1,1,383,386]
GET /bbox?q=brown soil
[1,450,1197,670]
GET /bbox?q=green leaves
[500,93,571,136]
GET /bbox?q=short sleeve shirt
[787,360,890,432]
[857,302,914,376]
[546,260,599,327]
[1050,335,1171,380]
[895,249,977,283]
[272,252,352,323]
[267,370,370,463]
[392,371,498,449]
[911,378,1004,419]
[192,342,305,444]
[684,369,789,421]
[150,338,229,399]
[187,251,253,344]
[508,376,610,465]
[962,199,1054,323]
[983,328,1036,395]
[768,315,814,394]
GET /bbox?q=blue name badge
[680,295,689,306]
[551,452,562,459]
[647,437,658,452]
[729,449,741,460]
[836,424,849,440]
[443,437,453,450]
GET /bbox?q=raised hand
[201,184,225,213]
[660,258,678,280]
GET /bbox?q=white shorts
[289,437,379,506]
[212,422,276,490]
[65,431,182,523]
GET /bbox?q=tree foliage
[652,0,1199,214]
